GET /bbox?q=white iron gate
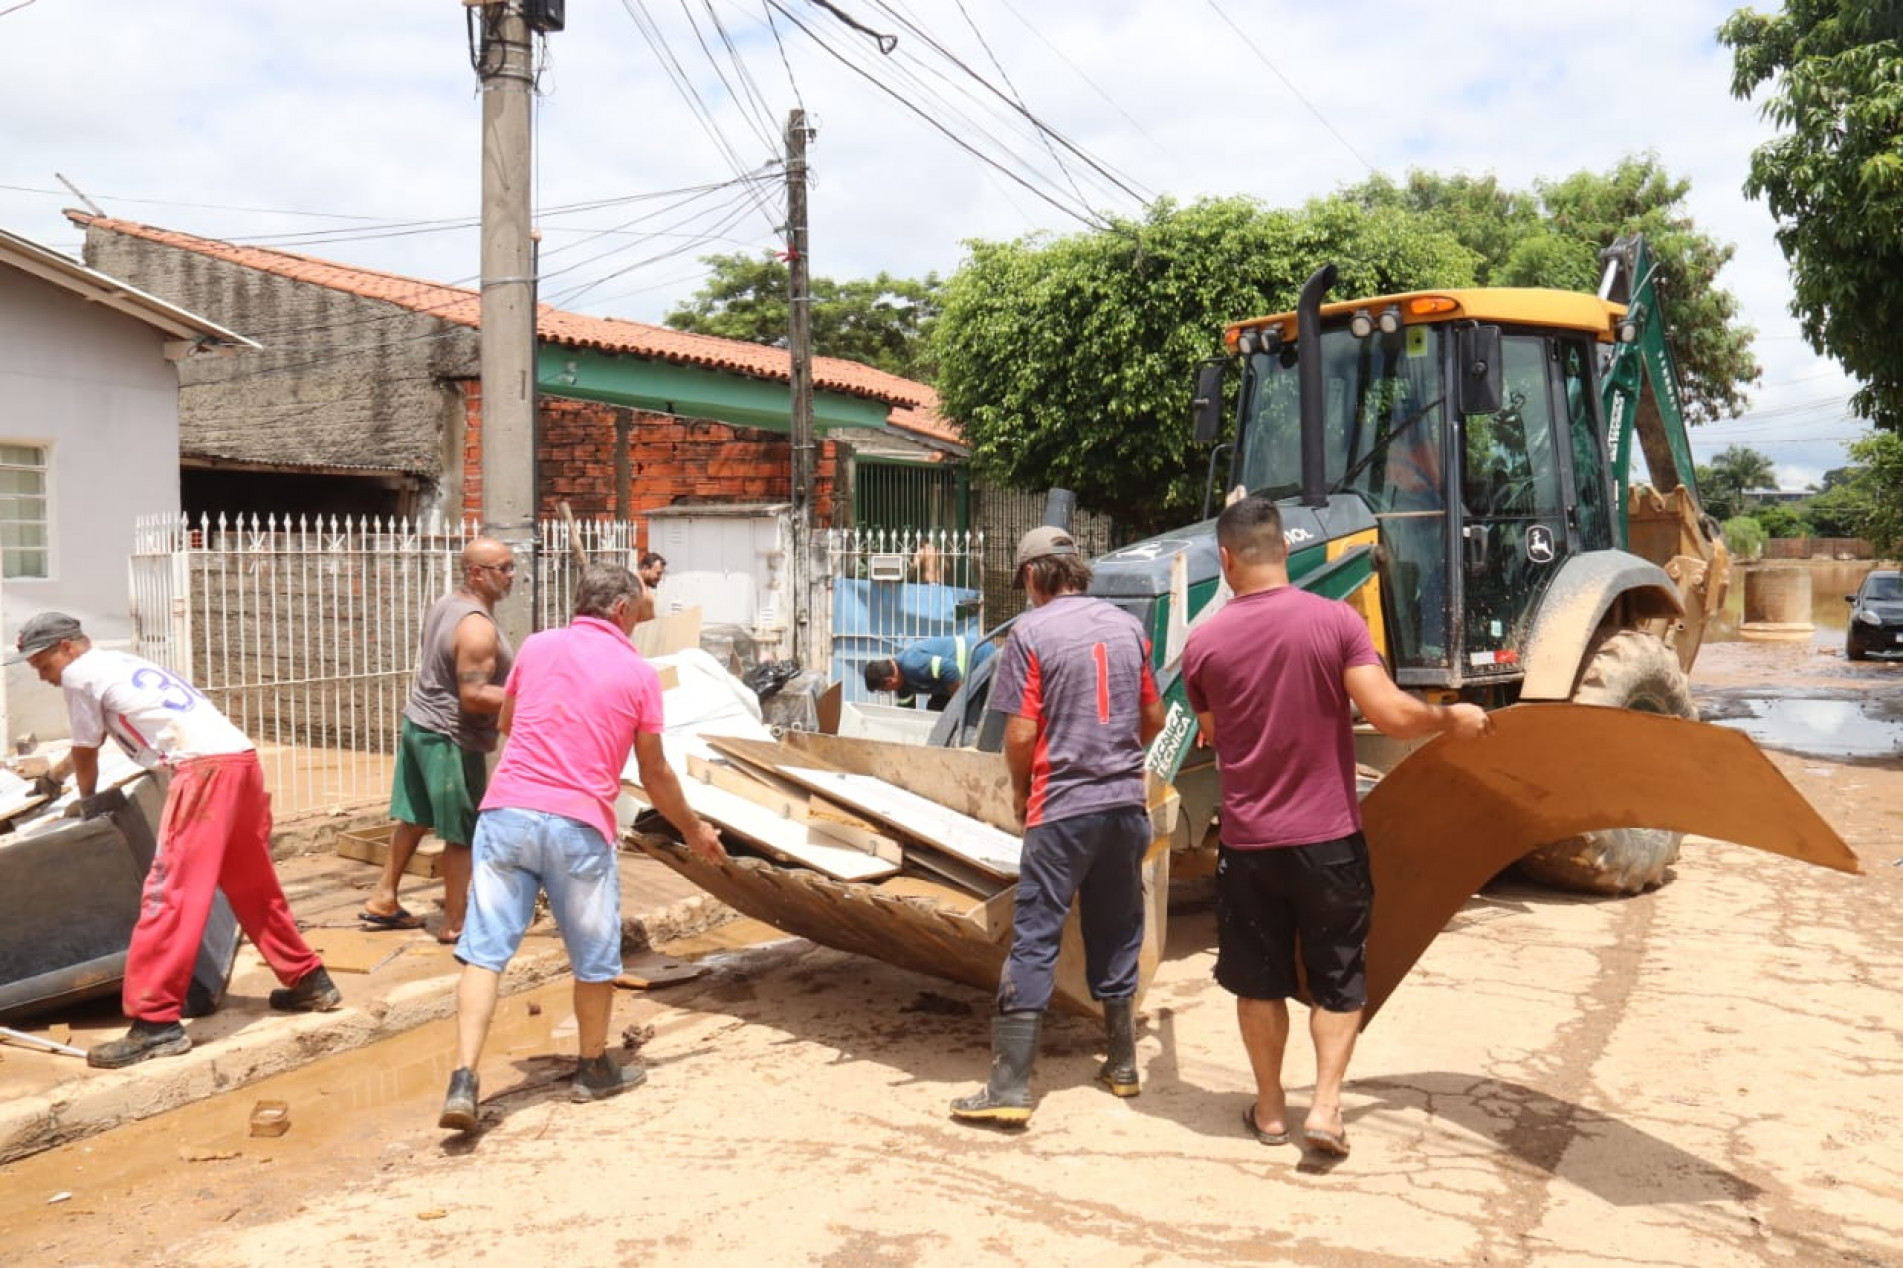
[824,527,986,705]
[129,513,637,816]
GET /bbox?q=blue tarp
[832,579,983,704]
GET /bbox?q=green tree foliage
[1847,431,1903,553]
[931,197,1479,530]
[1697,443,1780,518]
[664,252,943,382]
[1722,2,1903,427]
[1722,514,1767,559]
[1346,156,1760,423]
[1752,502,1812,537]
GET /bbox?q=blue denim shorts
[457,807,623,982]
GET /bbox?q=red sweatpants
[122,752,322,1023]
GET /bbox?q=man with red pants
[12,612,340,1069]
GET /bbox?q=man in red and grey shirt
[950,527,1164,1127]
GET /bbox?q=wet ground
[1692,591,1903,766]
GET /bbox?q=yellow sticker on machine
[1406,325,1429,358]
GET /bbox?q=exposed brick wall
[459,382,838,543]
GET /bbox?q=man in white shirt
[11,612,341,1069]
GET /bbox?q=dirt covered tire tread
[1514,630,1696,896]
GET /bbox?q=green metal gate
[853,459,968,534]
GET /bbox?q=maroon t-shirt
[1183,586,1381,848]
[989,594,1159,828]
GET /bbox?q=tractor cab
[1210,287,1628,690]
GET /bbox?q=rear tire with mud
[1513,630,1696,895]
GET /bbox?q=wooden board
[335,823,444,878]
[679,778,899,882]
[633,605,702,659]
[612,951,706,989]
[781,732,1019,832]
[708,735,1022,881]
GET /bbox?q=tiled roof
[68,213,959,448]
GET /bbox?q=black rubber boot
[269,966,342,1013]
[950,1011,1041,1127]
[87,1019,191,1069]
[1097,996,1140,1098]
[439,1067,480,1132]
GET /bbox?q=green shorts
[389,718,489,846]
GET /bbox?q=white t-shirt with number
[60,648,252,770]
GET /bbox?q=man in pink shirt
[438,564,724,1132]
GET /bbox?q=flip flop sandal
[1303,1125,1351,1158]
[1242,1104,1290,1146]
[359,908,425,931]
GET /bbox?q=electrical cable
[1202,0,1374,174]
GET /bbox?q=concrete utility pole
[785,109,816,667]
[477,1,538,650]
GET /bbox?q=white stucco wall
[0,266,183,744]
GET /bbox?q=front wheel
[1514,630,1696,895]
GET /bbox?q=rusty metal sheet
[1359,703,1860,1025]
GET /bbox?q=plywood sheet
[681,778,898,883]
[778,766,1022,878]
[1358,703,1860,1026]
[633,606,702,659]
[781,732,1019,832]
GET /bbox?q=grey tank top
[402,593,515,752]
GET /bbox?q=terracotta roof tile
[68,212,959,448]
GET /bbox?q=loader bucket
[1355,703,1858,1026]
[631,732,1178,1018]
[1624,483,1731,672]
[632,837,1171,1018]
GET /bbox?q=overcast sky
[0,0,1865,487]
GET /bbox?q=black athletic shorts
[1213,833,1372,1012]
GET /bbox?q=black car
[1845,568,1903,660]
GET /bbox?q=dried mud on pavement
[7,645,1902,1267]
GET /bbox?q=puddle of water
[0,975,574,1238]
[1709,697,1903,761]
[1706,561,1877,645]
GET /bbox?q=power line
[764,0,1112,231]
[1202,0,1374,174]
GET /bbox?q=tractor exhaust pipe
[1297,263,1337,509]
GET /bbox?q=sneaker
[571,1054,647,1103]
[269,966,342,1013]
[439,1067,480,1132]
[87,1020,191,1070]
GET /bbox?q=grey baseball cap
[1011,526,1080,586]
[8,611,84,664]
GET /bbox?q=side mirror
[1455,325,1503,416]
[1191,362,1227,444]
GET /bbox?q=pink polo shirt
[480,615,663,843]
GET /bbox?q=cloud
[0,0,1855,477]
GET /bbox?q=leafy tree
[1698,444,1780,518]
[1752,502,1812,537]
[1722,3,1903,427]
[932,196,1479,530]
[665,252,943,381]
[1346,155,1760,423]
[1722,514,1767,560]
[1846,431,1903,554]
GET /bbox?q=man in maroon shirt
[1185,496,1490,1159]
[950,527,1165,1128]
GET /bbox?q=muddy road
[5,643,1900,1267]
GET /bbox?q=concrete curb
[0,890,735,1164]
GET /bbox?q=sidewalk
[0,843,733,1164]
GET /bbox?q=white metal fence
[825,527,986,704]
[129,513,637,817]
